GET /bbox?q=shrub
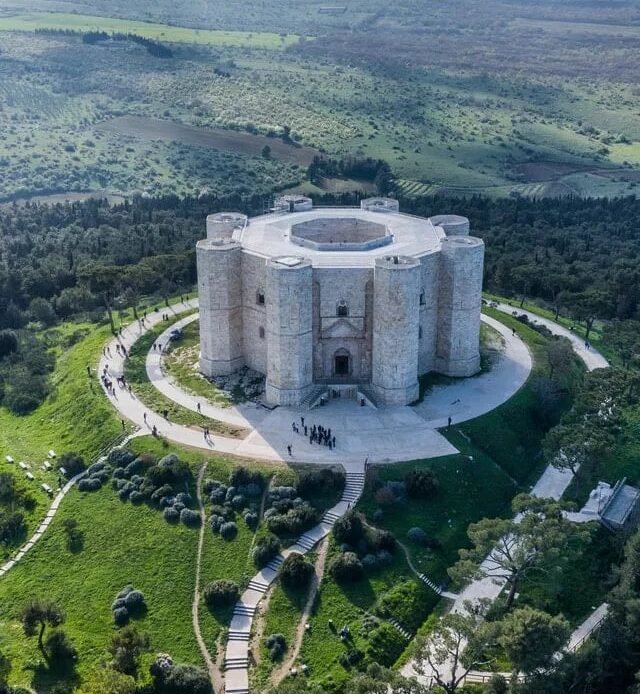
[129,490,144,504]
[219,521,237,540]
[163,507,180,523]
[332,510,364,545]
[117,585,134,599]
[203,580,239,609]
[209,487,226,504]
[158,454,179,468]
[158,663,212,694]
[87,461,106,476]
[151,484,174,504]
[45,629,77,663]
[112,467,126,479]
[376,580,433,632]
[374,486,397,506]
[230,494,246,510]
[124,590,145,611]
[118,488,131,501]
[243,511,259,529]
[280,553,314,588]
[175,492,192,506]
[372,509,384,522]
[78,478,101,492]
[370,528,396,552]
[296,467,345,498]
[405,468,439,499]
[329,552,363,582]
[173,502,185,513]
[266,503,318,537]
[407,527,427,544]
[246,482,262,497]
[339,648,364,669]
[265,633,286,661]
[180,509,201,527]
[58,452,86,477]
[108,448,136,467]
[252,534,280,568]
[366,622,405,667]
[113,607,129,626]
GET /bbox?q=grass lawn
[459,307,583,486]
[252,578,309,690]
[0,435,287,692]
[360,446,518,584]
[163,319,232,408]
[124,315,247,438]
[0,13,304,48]
[514,524,620,626]
[299,540,437,692]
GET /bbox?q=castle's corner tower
[197,238,243,377]
[265,256,313,406]
[435,235,484,377]
[371,255,421,406]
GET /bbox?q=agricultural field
[0,2,639,201]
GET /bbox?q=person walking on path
[197,402,202,413]
[287,444,292,456]
[447,416,452,429]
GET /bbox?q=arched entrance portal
[333,349,351,377]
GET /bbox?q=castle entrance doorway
[334,353,350,377]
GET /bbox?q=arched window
[337,300,348,317]
[256,289,265,305]
[259,326,265,339]
[419,289,426,306]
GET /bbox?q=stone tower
[265,256,314,406]
[371,255,421,406]
[196,238,243,377]
[435,235,485,377]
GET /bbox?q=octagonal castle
[196,196,484,407]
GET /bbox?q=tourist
[197,402,202,413]
[287,444,292,456]
[143,412,147,423]
[152,425,157,436]
[447,416,452,429]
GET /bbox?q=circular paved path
[100,300,533,464]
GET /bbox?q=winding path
[102,299,534,465]
[192,462,222,693]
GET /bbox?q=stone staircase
[387,617,413,640]
[418,573,443,596]
[223,466,366,694]
[300,386,328,410]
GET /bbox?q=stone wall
[241,252,268,374]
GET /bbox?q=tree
[261,145,271,159]
[20,598,65,660]
[413,600,497,694]
[79,668,136,694]
[546,339,574,381]
[332,510,364,545]
[58,452,86,477]
[405,468,439,499]
[280,552,314,588]
[449,495,591,610]
[543,422,612,477]
[565,289,614,340]
[108,625,150,677]
[498,606,570,675]
[203,580,239,609]
[0,330,18,358]
[28,297,57,326]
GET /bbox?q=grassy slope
[0,436,289,691]
[0,13,303,48]
[124,314,246,438]
[163,319,232,407]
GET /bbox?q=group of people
[287,416,337,456]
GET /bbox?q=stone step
[388,618,412,640]
[247,580,269,593]
[225,661,249,671]
[419,574,443,595]
[226,688,249,694]
[228,631,250,641]
[233,603,257,616]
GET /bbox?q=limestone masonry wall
[197,201,484,407]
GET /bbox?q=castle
[196,196,484,408]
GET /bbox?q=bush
[113,607,129,626]
[78,478,101,492]
[407,527,427,544]
[280,553,314,588]
[219,521,237,540]
[230,494,246,510]
[58,452,86,477]
[374,486,397,506]
[243,511,259,529]
[253,534,281,568]
[229,466,263,489]
[370,528,396,552]
[329,552,363,582]
[296,467,345,499]
[203,580,239,609]
[405,468,439,499]
[372,509,384,522]
[376,580,433,632]
[129,490,144,504]
[366,622,405,667]
[124,590,146,611]
[180,509,201,527]
[87,461,106,476]
[175,492,192,506]
[151,484,174,504]
[332,510,364,545]
[118,488,131,501]
[112,467,126,479]
[45,630,77,663]
[265,633,286,661]
[163,507,180,523]
[108,448,136,467]
[157,663,212,694]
